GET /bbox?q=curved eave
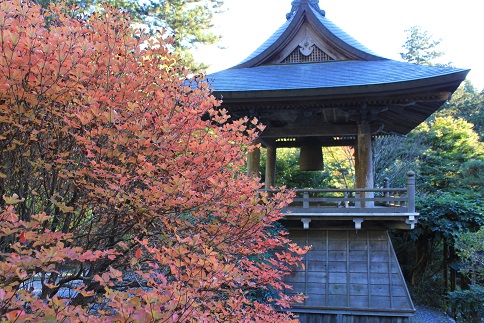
[235,3,383,69]
[211,70,469,104]
[208,60,470,102]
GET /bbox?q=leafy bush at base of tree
[447,285,484,323]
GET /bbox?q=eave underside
[216,90,449,147]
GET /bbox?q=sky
[193,0,484,90]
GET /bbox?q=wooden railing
[266,171,417,215]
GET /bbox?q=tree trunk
[411,235,432,285]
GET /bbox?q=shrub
[447,285,484,322]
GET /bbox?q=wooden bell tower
[208,0,468,321]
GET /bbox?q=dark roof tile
[208,60,468,92]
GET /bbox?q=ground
[415,306,455,322]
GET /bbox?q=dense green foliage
[438,80,484,140]
[396,27,484,316]
[455,227,484,282]
[413,117,483,195]
[416,194,484,242]
[447,285,484,322]
[392,194,483,287]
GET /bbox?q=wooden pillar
[247,145,261,177]
[356,121,373,207]
[406,171,416,212]
[265,144,277,189]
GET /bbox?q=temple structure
[207,1,468,322]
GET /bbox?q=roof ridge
[286,0,325,19]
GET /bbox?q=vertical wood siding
[284,230,414,322]
[295,313,412,323]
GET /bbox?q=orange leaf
[135,248,142,259]
[5,310,23,321]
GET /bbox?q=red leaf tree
[0,1,306,321]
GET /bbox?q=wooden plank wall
[284,230,414,322]
[295,313,412,323]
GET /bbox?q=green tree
[36,0,223,71]
[259,146,357,189]
[392,117,483,308]
[400,25,447,66]
[414,117,483,195]
[437,80,484,140]
[323,146,356,188]
[393,26,484,302]
[410,194,484,285]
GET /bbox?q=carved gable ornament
[299,37,315,56]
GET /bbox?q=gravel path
[414,306,455,323]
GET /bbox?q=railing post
[391,192,398,206]
[303,191,309,209]
[383,177,390,206]
[355,192,361,208]
[407,171,416,213]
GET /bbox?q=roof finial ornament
[286,0,326,20]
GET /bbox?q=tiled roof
[208,60,468,93]
[205,1,469,137]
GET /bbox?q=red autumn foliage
[0,1,307,321]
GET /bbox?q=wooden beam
[274,139,355,148]
[261,124,359,138]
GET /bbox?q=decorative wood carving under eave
[221,91,451,111]
[226,98,446,141]
[345,105,388,123]
[299,36,315,56]
[282,45,335,64]
[270,137,356,148]
[260,123,372,138]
